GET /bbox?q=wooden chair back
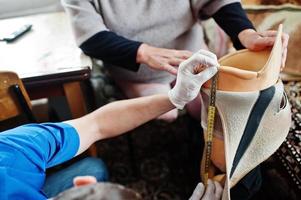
[0,71,35,122]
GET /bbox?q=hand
[189,180,223,200]
[136,44,193,75]
[73,176,97,187]
[168,49,219,109]
[238,28,289,68]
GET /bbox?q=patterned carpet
[276,82,301,191]
[95,114,201,200]
[89,67,301,199]
[95,114,300,200]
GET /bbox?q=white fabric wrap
[201,81,291,199]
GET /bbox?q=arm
[66,94,174,155]
[61,0,141,71]
[212,2,255,50]
[80,31,193,75]
[62,0,193,75]
[66,49,219,155]
[212,2,289,67]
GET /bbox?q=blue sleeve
[0,123,79,199]
[0,122,79,169]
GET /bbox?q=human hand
[168,49,219,109]
[136,44,193,75]
[238,28,289,68]
[73,176,97,187]
[189,180,223,200]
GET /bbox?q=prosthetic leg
[200,25,291,199]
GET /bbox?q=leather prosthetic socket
[200,25,292,200]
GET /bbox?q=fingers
[174,50,193,59]
[258,30,278,37]
[196,65,218,82]
[282,47,287,69]
[189,183,205,200]
[204,179,215,197]
[281,33,289,69]
[214,181,223,199]
[256,30,289,69]
[168,57,186,66]
[178,50,219,82]
[162,63,178,75]
[188,180,223,200]
[202,180,223,200]
[253,37,275,49]
[281,33,289,49]
[160,49,193,59]
[193,53,219,68]
[259,31,289,68]
[196,49,217,61]
[73,176,97,187]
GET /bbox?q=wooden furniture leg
[63,81,98,157]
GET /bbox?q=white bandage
[168,49,219,109]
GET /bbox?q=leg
[42,157,108,198]
[115,80,178,122]
[63,82,87,119]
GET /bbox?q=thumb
[73,176,97,187]
[189,183,205,200]
[195,66,218,85]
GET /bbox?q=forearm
[212,2,255,49]
[80,31,142,71]
[66,94,174,155]
[94,94,174,138]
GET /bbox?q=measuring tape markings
[202,73,218,186]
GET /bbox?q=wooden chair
[0,71,36,124]
[0,71,99,157]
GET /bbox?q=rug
[88,63,301,199]
[277,81,301,190]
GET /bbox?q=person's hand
[136,44,193,75]
[238,28,289,68]
[168,49,219,109]
[189,180,223,200]
[73,176,97,187]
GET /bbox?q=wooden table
[0,12,93,119]
[0,12,97,155]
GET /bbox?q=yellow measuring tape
[201,73,218,186]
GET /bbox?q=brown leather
[204,24,283,92]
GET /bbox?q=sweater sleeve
[191,0,240,20]
[80,31,142,71]
[212,2,255,50]
[62,0,142,71]
[61,0,108,46]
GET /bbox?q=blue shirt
[0,123,79,200]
